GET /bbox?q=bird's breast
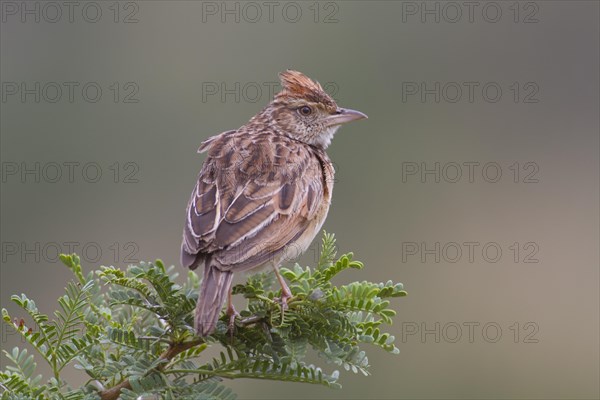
[288,155,334,259]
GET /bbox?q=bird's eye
[299,106,312,116]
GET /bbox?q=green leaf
[0,232,406,398]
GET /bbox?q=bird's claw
[274,292,292,311]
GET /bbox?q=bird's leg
[273,265,293,310]
[226,289,240,336]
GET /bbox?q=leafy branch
[1,232,406,399]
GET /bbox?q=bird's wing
[182,131,327,271]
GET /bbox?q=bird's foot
[273,267,293,311]
[226,303,241,337]
[274,288,293,311]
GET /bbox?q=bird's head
[266,70,367,149]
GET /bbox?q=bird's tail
[195,261,234,336]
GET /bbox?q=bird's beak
[325,108,368,127]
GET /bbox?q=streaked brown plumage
[181,70,367,336]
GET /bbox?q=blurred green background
[1,1,598,398]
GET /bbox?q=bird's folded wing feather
[183,131,325,271]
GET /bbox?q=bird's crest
[277,70,336,110]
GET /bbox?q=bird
[181,70,367,336]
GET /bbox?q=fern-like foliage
[1,232,406,400]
